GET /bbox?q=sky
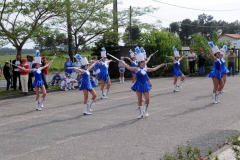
[3,0,240,49]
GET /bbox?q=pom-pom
[172,46,177,52]
[223,45,228,52]
[135,46,141,54]
[140,47,145,53]
[129,49,134,54]
[101,47,106,52]
[208,42,214,48]
[74,54,82,61]
[35,50,40,57]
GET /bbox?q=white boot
[39,98,45,108]
[178,80,184,89]
[119,77,122,83]
[71,83,75,90]
[216,91,220,103]
[101,90,105,99]
[83,104,92,115]
[104,89,109,99]
[137,106,143,119]
[212,93,218,104]
[144,104,149,117]
[174,84,179,92]
[36,101,42,111]
[88,100,95,112]
[122,77,125,83]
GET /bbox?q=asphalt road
[0,75,240,160]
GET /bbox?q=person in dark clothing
[3,62,11,91]
[197,48,206,75]
[12,55,22,90]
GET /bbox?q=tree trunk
[66,0,73,60]
[16,46,22,58]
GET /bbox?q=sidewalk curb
[0,78,128,100]
[210,145,231,159]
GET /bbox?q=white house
[219,34,240,49]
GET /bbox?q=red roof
[221,34,240,39]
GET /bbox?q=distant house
[219,34,240,49]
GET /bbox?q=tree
[169,22,180,35]
[0,0,63,57]
[179,19,193,45]
[122,25,141,46]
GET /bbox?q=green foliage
[211,30,219,44]
[190,34,208,53]
[160,145,216,160]
[228,135,240,160]
[140,30,181,76]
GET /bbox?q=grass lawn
[0,85,61,98]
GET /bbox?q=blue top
[172,60,183,76]
[93,63,100,71]
[65,61,73,73]
[53,75,62,80]
[131,61,137,74]
[79,69,93,91]
[98,60,110,81]
[220,58,230,74]
[131,67,151,93]
[32,68,44,88]
[206,59,222,79]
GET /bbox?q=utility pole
[129,6,132,46]
[113,0,118,45]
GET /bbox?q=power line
[153,0,240,11]
[146,14,233,28]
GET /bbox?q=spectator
[187,49,196,76]
[19,58,29,95]
[27,55,34,90]
[41,56,50,90]
[0,62,2,77]
[118,56,126,83]
[228,49,235,76]
[197,48,206,76]
[50,71,62,85]
[60,76,68,91]
[72,57,81,79]
[3,62,11,91]
[91,56,100,86]
[66,73,77,90]
[12,55,22,90]
[64,56,73,75]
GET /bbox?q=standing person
[97,47,113,99]
[19,58,29,95]
[3,62,11,91]
[187,49,196,76]
[41,56,50,90]
[71,54,97,115]
[206,42,223,104]
[17,51,53,111]
[197,48,206,76]
[219,45,229,93]
[64,56,73,75]
[125,49,137,83]
[227,49,236,76]
[171,47,186,92]
[27,56,34,90]
[118,56,126,83]
[92,56,100,86]
[118,46,165,119]
[12,55,22,90]
[73,55,82,79]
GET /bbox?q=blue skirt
[131,81,151,93]
[172,69,183,77]
[221,67,230,74]
[131,71,136,75]
[119,68,125,73]
[32,80,44,88]
[206,69,222,79]
[79,81,93,91]
[98,72,110,82]
[91,79,97,88]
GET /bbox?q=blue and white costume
[98,60,110,82]
[32,68,44,88]
[131,61,137,74]
[220,58,230,74]
[206,59,222,79]
[131,67,151,92]
[79,69,94,91]
[93,63,100,76]
[172,60,183,76]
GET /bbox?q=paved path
[0,76,240,160]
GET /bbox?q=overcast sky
[3,0,240,49]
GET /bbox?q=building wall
[219,36,235,41]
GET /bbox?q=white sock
[105,89,109,97]
[88,100,95,106]
[101,90,104,96]
[40,98,45,104]
[179,80,184,87]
